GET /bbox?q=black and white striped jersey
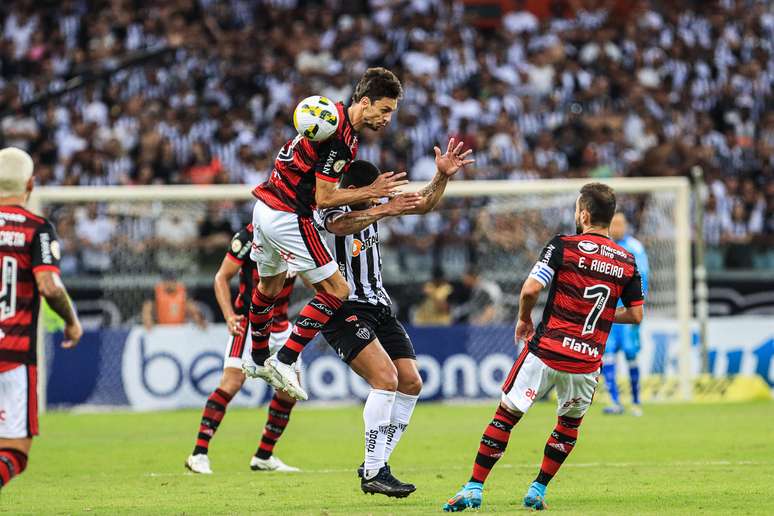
[315,206,391,306]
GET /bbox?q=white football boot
[264,356,307,401]
[242,358,283,389]
[250,455,300,472]
[185,454,213,474]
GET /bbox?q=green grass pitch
[3,401,773,514]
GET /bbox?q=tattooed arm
[405,137,474,215]
[324,194,422,236]
[34,270,82,348]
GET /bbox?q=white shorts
[223,321,300,372]
[0,364,38,439]
[501,350,599,418]
[250,199,338,284]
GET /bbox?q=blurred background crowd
[1,0,772,323]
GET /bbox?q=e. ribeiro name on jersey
[253,101,358,217]
[315,206,390,306]
[527,233,644,374]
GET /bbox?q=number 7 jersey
[0,206,61,372]
[527,233,644,373]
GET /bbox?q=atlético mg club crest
[356,327,371,340]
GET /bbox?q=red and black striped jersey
[226,225,295,332]
[253,102,359,217]
[527,233,644,374]
[0,205,61,371]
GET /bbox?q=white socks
[384,391,419,463]
[363,389,396,479]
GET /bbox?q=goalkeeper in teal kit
[603,213,649,416]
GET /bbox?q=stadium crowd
[1,0,773,276]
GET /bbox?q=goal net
[30,178,692,408]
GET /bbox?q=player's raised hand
[435,137,475,177]
[226,314,246,336]
[514,318,535,345]
[368,171,409,198]
[61,320,83,349]
[382,192,422,216]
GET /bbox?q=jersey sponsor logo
[50,240,61,260]
[578,240,599,254]
[352,234,378,257]
[323,149,339,175]
[0,231,25,247]
[0,212,26,223]
[525,387,538,401]
[541,243,556,263]
[600,244,628,259]
[39,232,53,263]
[562,337,600,357]
[333,159,347,173]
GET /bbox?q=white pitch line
[144,460,770,478]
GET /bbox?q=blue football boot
[443,481,483,512]
[523,481,548,510]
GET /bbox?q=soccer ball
[293,95,339,142]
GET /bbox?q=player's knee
[219,372,244,396]
[558,415,583,429]
[274,388,297,405]
[315,272,349,300]
[258,279,283,299]
[370,366,398,391]
[498,399,524,418]
[398,372,422,396]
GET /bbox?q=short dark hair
[352,67,403,103]
[578,182,616,226]
[340,160,380,188]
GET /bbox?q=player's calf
[0,447,28,489]
[525,414,583,506]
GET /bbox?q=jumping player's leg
[523,368,598,510]
[187,368,244,474]
[444,350,549,512]
[0,365,38,490]
[253,208,347,400]
[251,326,300,472]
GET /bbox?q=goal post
[29,177,693,408]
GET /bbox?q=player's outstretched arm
[214,255,244,336]
[34,270,82,348]
[515,277,543,344]
[406,138,474,215]
[315,172,409,209]
[614,305,643,324]
[324,193,422,236]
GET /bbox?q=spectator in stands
[75,203,115,274]
[454,267,504,325]
[142,272,206,330]
[413,268,453,326]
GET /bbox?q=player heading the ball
[243,68,405,400]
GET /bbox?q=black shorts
[322,302,416,364]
